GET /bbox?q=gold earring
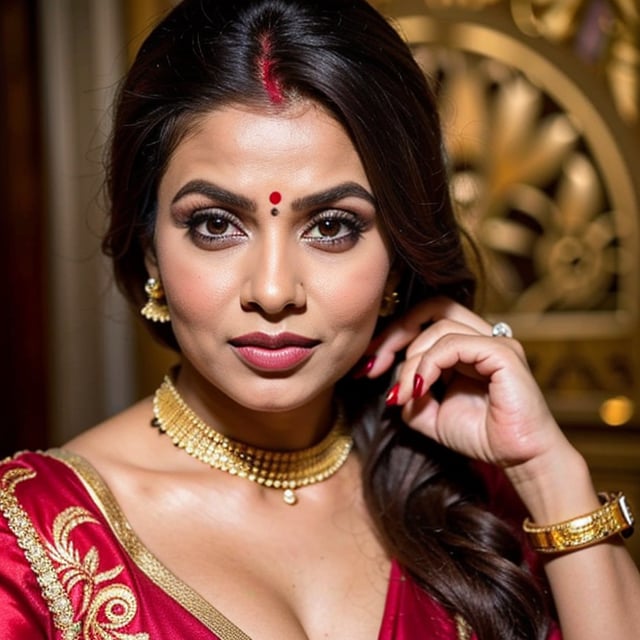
[141,277,171,323]
[379,291,399,318]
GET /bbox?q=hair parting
[257,32,284,104]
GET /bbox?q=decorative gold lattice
[375,0,640,426]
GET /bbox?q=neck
[173,361,337,450]
[151,369,353,506]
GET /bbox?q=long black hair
[103,1,551,637]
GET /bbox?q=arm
[364,297,640,640]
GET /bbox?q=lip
[229,332,320,371]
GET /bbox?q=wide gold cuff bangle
[523,492,635,554]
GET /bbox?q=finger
[392,332,528,406]
[367,297,492,377]
[404,317,485,360]
[389,318,487,402]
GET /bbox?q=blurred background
[0,0,638,562]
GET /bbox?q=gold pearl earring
[379,291,399,318]
[140,277,171,323]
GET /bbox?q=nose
[240,233,306,315]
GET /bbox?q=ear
[143,242,160,280]
[383,262,403,295]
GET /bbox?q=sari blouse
[0,450,560,639]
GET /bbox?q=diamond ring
[491,321,513,338]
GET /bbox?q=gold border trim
[0,466,80,640]
[43,449,471,639]
[48,449,252,640]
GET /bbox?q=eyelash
[301,210,367,247]
[184,209,243,246]
[182,208,368,249]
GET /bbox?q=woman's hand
[364,297,640,640]
[363,297,575,484]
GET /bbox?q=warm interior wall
[39,0,136,445]
[0,0,48,458]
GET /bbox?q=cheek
[158,254,239,324]
[311,261,389,376]
[317,259,390,332]
[330,281,383,326]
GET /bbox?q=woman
[1,1,638,638]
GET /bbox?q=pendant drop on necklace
[283,489,298,505]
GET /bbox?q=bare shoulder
[61,396,174,487]
[65,398,153,461]
[60,395,190,517]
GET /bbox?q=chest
[119,477,390,639]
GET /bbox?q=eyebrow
[171,180,256,211]
[290,182,376,210]
[171,179,376,211]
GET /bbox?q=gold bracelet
[523,492,635,554]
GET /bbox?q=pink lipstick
[229,332,319,372]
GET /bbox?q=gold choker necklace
[151,375,353,505]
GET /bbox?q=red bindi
[269,191,282,205]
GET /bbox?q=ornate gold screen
[374,0,640,428]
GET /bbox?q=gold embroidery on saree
[455,613,473,640]
[0,464,149,640]
[51,449,253,640]
[0,467,80,640]
[46,506,148,639]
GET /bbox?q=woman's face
[152,102,394,412]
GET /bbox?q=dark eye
[185,209,245,247]
[303,210,367,248]
[315,219,343,238]
[203,215,232,236]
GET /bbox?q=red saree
[0,451,559,639]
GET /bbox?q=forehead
[159,101,369,195]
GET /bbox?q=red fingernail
[413,374,424,399]
[385,382,400,406]
[353,355,376,379]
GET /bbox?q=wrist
[505,440,601,524]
